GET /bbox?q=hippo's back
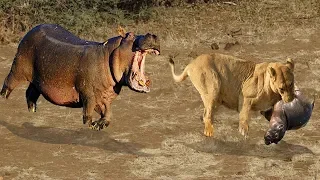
[284,95,314,130]
[21,24,100,46]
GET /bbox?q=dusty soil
[1,29,320,179]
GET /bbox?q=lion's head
[268,58,295,103]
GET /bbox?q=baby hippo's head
[264,123,286,145]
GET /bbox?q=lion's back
[188,53,256,109]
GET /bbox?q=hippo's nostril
[264,135,272,141]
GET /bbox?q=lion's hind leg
[189,68,221,137]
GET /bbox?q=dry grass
[1,0,320,47]
[155,0,320,50]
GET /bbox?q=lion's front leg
[239,98,252,139]
[203,115,214,137]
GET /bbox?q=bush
[0,0,231,44]
[0,0,159,44]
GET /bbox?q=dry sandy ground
[0,31,320,179]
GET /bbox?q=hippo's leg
[1,72,23,98]
[91,102,111,131]
[260,108,273,122]
[82,97,96,127]
[1,55,32,98]
[26,83,40,112]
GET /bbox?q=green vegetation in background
[0,0,221,44]
[0,0,319,45]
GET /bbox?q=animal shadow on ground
[187,138,314,161]
[0,120,146,155]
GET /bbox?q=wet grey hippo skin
[261,88,314,145]
[0,24,160,130]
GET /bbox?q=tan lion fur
[169,53,295,138]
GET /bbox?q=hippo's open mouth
[128,49,160,92]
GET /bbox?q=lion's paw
[238,122,249,139]
[204,124,214,137]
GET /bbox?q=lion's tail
[169,57,189,83]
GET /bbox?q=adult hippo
[0,24,160,130]
[261,87,314,145]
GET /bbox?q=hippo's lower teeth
[138,80,145,86]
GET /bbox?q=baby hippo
[261,88,314,145]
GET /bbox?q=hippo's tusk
[154,50,160,55]
[138,79,145,86]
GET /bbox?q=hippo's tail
[169,56,189,83]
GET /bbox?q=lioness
[169,53,295,138]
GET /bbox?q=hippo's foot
[90,119,110,131]
[238,121,249,139]
[0,88,9,98]
[27,103,37,112]
[260,109,273,122]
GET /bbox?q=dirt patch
[1,30,320,179]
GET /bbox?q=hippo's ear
[286,58,294,72]
[117,25,126,38]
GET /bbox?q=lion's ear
[286,58,294,71]
[268,67,276,79]
[117,25,126,38]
